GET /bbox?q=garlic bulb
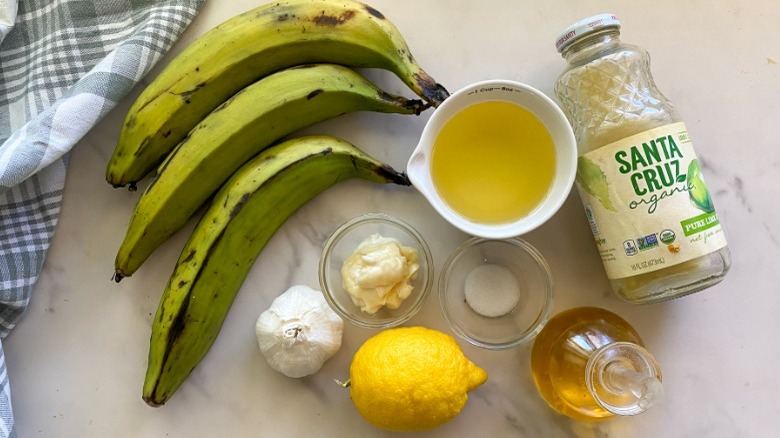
[255,285,344,378]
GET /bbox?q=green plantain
[142,135,410,406]
[106,0,448,188]
[114,63,426,280]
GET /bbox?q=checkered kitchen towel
[0,0,206,435]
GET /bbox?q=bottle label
[575,122,727,279]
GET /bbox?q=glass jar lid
[555,13,620,53]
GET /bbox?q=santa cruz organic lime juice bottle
[553,14,730,304]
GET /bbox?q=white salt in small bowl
[439,237,553,350]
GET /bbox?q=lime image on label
[577,157,616,212]
[687,159,715,213]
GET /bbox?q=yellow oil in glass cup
[407,80,577,239]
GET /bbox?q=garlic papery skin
[255,285,344,378]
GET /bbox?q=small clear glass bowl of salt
[439,237,553,350]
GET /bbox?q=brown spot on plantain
[136,71,191,114]
[398,48,415,64]
[364,4,385,19]
[313,10,355,26]
[182,249,196,263]
[124,115,136,130]
[173,82,207,102]
[230,193,252,219]
[133,136,151,157]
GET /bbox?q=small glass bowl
[439,237,554,349]
[319,213,433,329]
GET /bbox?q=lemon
[348,326,487,432]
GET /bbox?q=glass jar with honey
[531,307,663,421]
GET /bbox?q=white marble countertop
[5,1,779,436]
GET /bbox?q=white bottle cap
[555,13,620,53]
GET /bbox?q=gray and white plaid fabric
[0,0,205,435]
